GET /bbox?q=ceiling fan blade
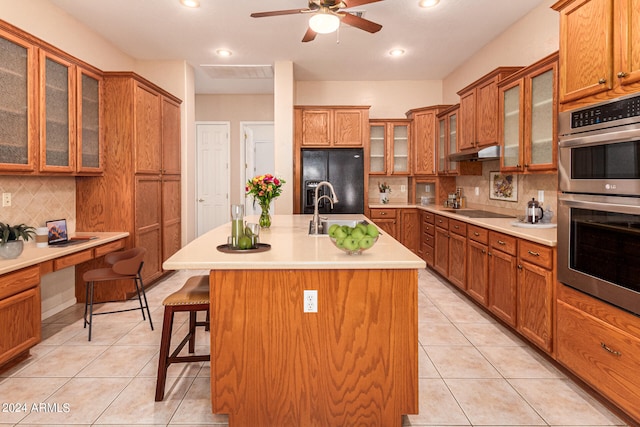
[302,27,318,42]
[250,9,309,18]
[340,12,382,33]
[342,0,383,8]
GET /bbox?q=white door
[242,122,274,216]
[196,122,230,237]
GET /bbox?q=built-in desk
[0,232,128,369]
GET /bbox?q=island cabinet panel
[209,269,418,426]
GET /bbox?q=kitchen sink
[308,219,368,235]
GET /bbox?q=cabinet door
[400,209,420,254]
[447,112,459,174]
[369,123,386,174]
[488,249,517,327]
[526,65,556,171]
[448,232,466,290]
[517,261,553,352]
[162,175,181,262]
[300,110,331,146]
[0,30,37,172]
[500,79,524,172]
[558,0,613,103]
[467,240,489,304]
[458,90,476,150]
[391,123,410,174]
[476,78,500,147]
[0,287,41,366]
[135,175,162,283]
[134,83,162,173]
[333,109,364,147]
[413,111,437,175]
[39,51,76,173]
[437,117,446,174]
[433,227,449,277]
[76,68,103,173]
[373,218,397,240]
[615,0,640,87]
[161,97,181,175]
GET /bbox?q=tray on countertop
[216,243,271,253]
[510,221,557,229]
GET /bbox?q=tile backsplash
[0,176,76,231]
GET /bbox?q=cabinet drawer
[421,244,434,266]
[449,219,467,236]
[468,225,488,244]
[489,231,516,256]
[94,239,126,258]
[435,215,449,229]
[557,301,640,421]
[54,249,93,270]
[422,223,435,236]
[0,266,40,300]
[370,208,396,219]
[422,233,434,248]
[519,240,553,269]
[422,211,435,224]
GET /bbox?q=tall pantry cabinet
[76,72,182,302]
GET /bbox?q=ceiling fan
[250,0,383,42]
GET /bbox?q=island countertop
[163,214,425,270]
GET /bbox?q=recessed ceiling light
[216,49,233,57]
[180,0,200,8]
[389,49,405,57]
[419,0,440,8]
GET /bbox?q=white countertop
[163,214,426,270]
[369,203,557,247]
[0,232,129,275]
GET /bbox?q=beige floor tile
[63,321,137,346]
[19,377,130,425]
[170,377,228,424]
[445,378,546,425]
[417,302,450,324]
[404,378,470,425]
[418,322,471,346]
[509,378,627,426]
[435,300,496,324]
[13,345,108,378]
[426,345,501,379]
[39,321,85,345]
[0,377,68,424]
[478,345,564,379]
[455,322,527,347]
[77,345,158,377]
[0,344,57,378]
[418,345,440,379]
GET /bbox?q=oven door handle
[559,195,640,215]
[559,126,640,148]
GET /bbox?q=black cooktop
[442,209,516,219]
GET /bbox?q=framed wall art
[489,172,517,202]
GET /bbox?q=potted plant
[0,222,36,259]
[378,182,391,204]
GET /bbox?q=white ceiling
[49,0,547,94]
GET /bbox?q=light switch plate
[2,193,11,207]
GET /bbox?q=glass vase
[259,201,271,229]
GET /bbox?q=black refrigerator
[301,148,364,214]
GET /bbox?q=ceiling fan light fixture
[179,0,200,8]
[418,0,440,8]
[309,13,340,34]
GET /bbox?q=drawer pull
[473,232,480,236]
[380,212,387,215]
[438,219,443,223]
[497,240,506,245]
[527,250,540,257]
[481,249,486,254]
[454,225,459,229]
[600,342,622,357]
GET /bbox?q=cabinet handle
[524,164,529,168]
[516,164,521,168]
[598,78,607,84]
[481,249,486,254]
[517,264,523,270]
[497,240,506,245]
[617,71,628,78]
[600,342,622,357]
[488,252,492,256]
[473,232,480,236]
[438,219,443,223]
[527,250,540,257]
[454,225,459,229]
[380,212,387,215]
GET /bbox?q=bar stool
[83,247,153,341]
[155,274,211,401]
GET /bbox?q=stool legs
[83,281,95,341]
[155,306,175,401]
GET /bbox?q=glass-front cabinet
[77,68,103,172]
[368,120,411,175]
[437,105,460,175]
[0,28,37,172]
[499,53,558,173]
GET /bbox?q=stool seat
[163,275,210,306]
[155,275,211,401]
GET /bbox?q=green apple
[341,225,352,235]
[350,228,365,240]
[359,235,374,249]
[334,227,348,239]
[356,223,368,234]
[335,237,346,248]
[366,224,380,238]
[328,223,340,237]
[343,237,359,251]
[238,235,253,249]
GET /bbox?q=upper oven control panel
[571,93,640,129]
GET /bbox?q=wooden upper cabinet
[39,50,76,173]
[407,105,450,176]
[553,0,640,108]
[369,119,411,175]
[457,67,523,151]
[0,26,38,173]
[295,106,369,147]
[76,67,103,173]
[134,82,162,174]
[161,96,181,175]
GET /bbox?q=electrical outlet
[538,190,544,203]
[304,290,317,313]
[2,193,11,207]
[400,185,406,193]
[474,187,479,196]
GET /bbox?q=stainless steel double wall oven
[558,93,640,316]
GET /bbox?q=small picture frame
[489,172,518,202]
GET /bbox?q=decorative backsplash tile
[0,176,76,231]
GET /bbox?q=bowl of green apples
[328,222,380,255]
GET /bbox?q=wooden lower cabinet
[557,283,640,423]
[488,231,518,328]
[0,266,41,366]
[467,239,489,305]
[400,209,420,254]
[448,219,467,290]
[433,215,449,278]
[370,208,398,240]
[420,211,435,266]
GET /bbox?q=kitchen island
[163,214,425,426]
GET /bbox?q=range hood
[448,145,501,162]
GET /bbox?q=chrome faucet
[311,181,339,234]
